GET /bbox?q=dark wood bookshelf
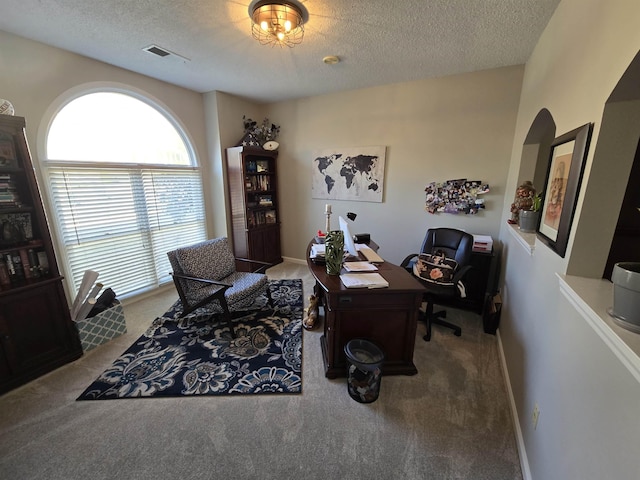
[0,115,82,394]
[225,146,282,270]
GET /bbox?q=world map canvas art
[311,146,386,202]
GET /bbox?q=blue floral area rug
[77,279,303,400]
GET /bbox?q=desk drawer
[326,292,420,310]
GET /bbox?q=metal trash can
[344,338,385,403]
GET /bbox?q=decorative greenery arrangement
[530,193,543,212]
[242,116,280,146]
[518,191,542,233]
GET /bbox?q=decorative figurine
[303,294,319,330]
[508,181,536,224]
[325,203,332,233]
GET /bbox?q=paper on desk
[340,273,389,289]
[356,245,384,263]
[343,261,378,272]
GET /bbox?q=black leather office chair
[401,228,474,341]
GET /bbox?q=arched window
[44,91,206,299]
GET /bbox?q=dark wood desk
[306,240,425,378]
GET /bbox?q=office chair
[401,228,474,341]
[167,237,273,337]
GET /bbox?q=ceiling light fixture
[250,1,305,48]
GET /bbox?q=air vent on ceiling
[144,45,171,57]
[142,45,190,63]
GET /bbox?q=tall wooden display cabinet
[225,146,282,269]
[0,115,82,394]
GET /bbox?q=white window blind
[44,91,207,299]
[48,166,205,298]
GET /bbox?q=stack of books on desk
[472,235,493,253]
[310,243,325,260]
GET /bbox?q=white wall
[0,32,524,270]
[498,0,640,478]
[261,66,524,264]
[0,31,211,291]
[204,92,267,237]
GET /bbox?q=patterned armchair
[167,237,273,336]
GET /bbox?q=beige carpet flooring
[0,261,522,480]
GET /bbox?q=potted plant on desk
[519,193,542,233]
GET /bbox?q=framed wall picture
[537,123,593,257]
[311,146,386,202]
[0,137,17,168]
[0,212,32,245]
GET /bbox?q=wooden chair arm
[171,272,232,289]
[235,257,274,274]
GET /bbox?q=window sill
[507,223,536,255]
[558,273,640,383]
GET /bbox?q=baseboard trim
[497,329,532,480]
[282,255,306,265]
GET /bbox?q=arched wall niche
[510,108,555,234]
[567,49,640,278]
[520,108,556,197]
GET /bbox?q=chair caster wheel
[422,334,431,342]
[454,330,462,337]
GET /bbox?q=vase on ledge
[519,209,539,233]
[325,230,344,275]
[609,262,640,333]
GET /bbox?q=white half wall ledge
[558,273,640,384]
[507,222,535,255]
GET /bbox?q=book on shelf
[26,248,42,278]
[18,248,32,279]
[0,173,22,206]
[36,250,49,274]
[340,272,389,289]
[246,174,271,191]
[258,194,272,206]
[4,251,25,282]
[0,260,10,286]
[250,210,277,226]
[0,247,47,285]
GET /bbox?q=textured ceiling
[0,0,560,103]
